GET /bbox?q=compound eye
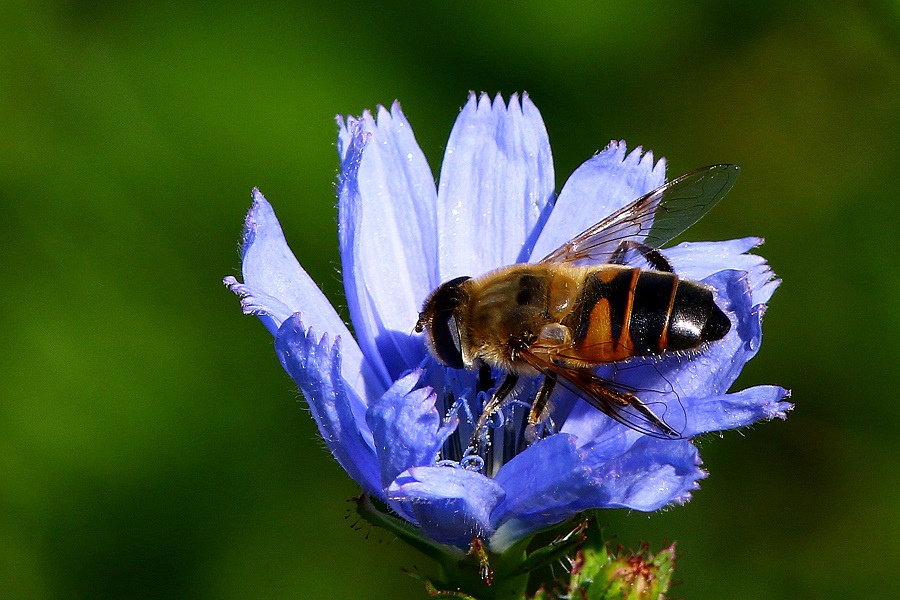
[425,275,470,370]
[432,310,465,369]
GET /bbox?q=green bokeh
[2,1,899,598]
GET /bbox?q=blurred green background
[2,1,899,598]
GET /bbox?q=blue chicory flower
[224,93,791,553]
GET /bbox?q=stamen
[459,447,485,472]
[439,389,463,463]
[501,402,520,467]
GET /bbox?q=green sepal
[353,493,464,564]
[432,537,531,600]
[512,518,588,576]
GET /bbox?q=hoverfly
[415,164,740,442]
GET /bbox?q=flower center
[434,367,549,477]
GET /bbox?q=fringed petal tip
[339,106,401,173]
[223,276,280,315]
[530,138,666,265]
[662,458,707,507]
[599,139,667,177]
[437,89,554,280]
[765,387,793,420]
[372,101,408,132]
[684,386,793,438]
[462,90,534,117]
[671,469,707,506]
[338,100,412,165]
[337,119,370,167]
[236,188,271,259]
[276,315,328,379]
[223,276,288,336]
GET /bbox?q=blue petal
[387,466,505,548]
[435,93,555,280]
[489,434,704,550]
[337,104,439,380]
[489,434,595,551]
[558,394,638,450]
[682,385,792,437]
[662,237,780,305]
[274,314,383,499]
[224,190,385,399]
[580,436,704,510]
[530,141,666,261]
[366,370,457,488]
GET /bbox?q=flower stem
[436,538,530,600]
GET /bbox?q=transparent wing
[539,164,740,265]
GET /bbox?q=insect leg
[471,373,519,446]
[525,374,557,441]
[609,240,674,272]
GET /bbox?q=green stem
[436,538,531,600]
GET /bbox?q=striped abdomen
[568,266,730,363]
